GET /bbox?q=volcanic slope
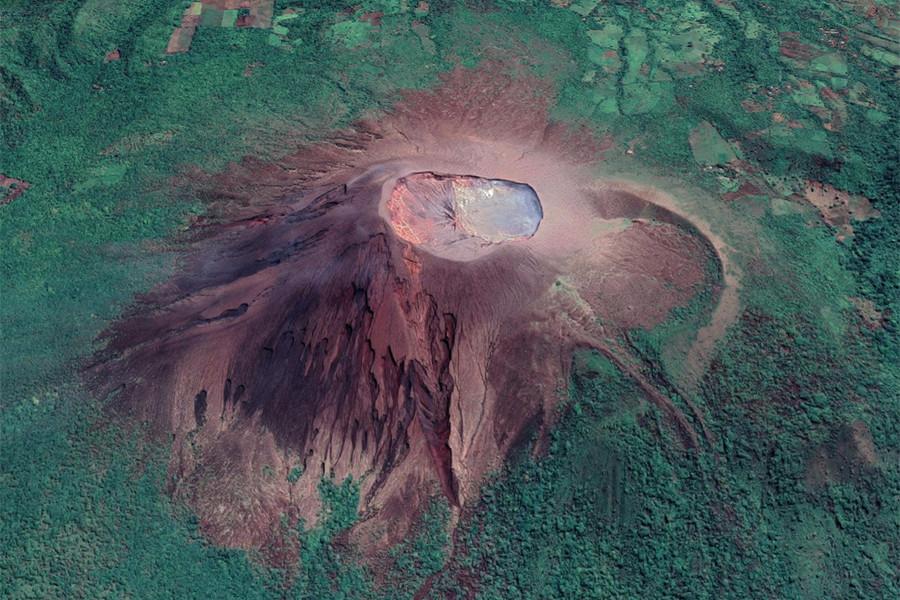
[91,66,730,550]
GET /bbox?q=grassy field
[2,1,897,598]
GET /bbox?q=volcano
[90,65,733,552]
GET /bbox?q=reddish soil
[722,180,764,202]
[0,174,30,206]
[89,64,725,553]
[850,296,885,330]
[242,61,264,77]
[740,99,767,113]
[779,32,822,62]
[361,11,384,26]
[802,180,880,240]
[166,11,200,54]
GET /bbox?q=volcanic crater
[386,172,543,260]
[90,65,735,553]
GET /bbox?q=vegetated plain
[1,1,897,598]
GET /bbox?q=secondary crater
[387,172,543,260]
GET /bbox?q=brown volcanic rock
[90,65,724,550]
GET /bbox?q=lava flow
[89,65,728,553]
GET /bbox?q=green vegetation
[386,498,453,597]
[2,0,897,598]
[290,478,372,599]
[0,387,279,599]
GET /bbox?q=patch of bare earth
[851,296,885,329]
[0,174,30,206]
[802,180,880,241]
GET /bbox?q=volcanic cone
[91,65,723,550]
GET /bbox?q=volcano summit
[387,173,543,260]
